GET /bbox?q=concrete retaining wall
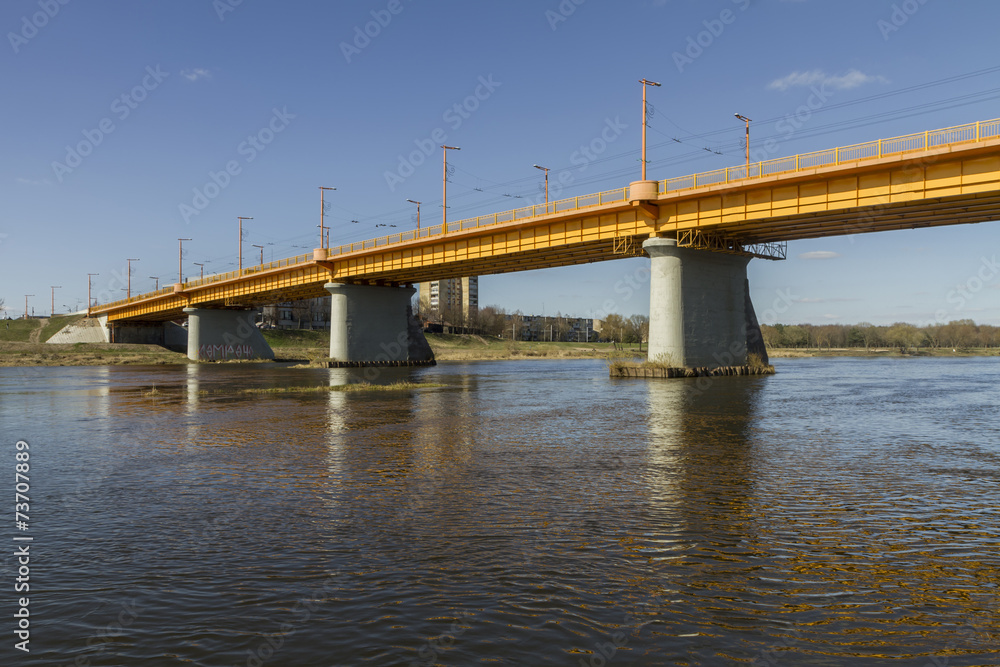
[46,317,108,344]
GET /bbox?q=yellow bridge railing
[95,117,1000,312]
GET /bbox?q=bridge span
[90,118,1000,368]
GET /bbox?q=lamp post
[50,286,61,316]
[24,295,33,320]
[87,273,99,314]
[178,238,192,283]
[406,199,421,235]
[533,165,550,208]
[319,186,336,249]
[126,258,139,299]
[735,114,752,170]
[193,263,204,279]
[442,145,460,232]
[252,244,264,266]
[639,79,661,180]
[237,217,253,272]
[149,276,159,291]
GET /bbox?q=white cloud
[767,69,888,92]
[793,297,861,304]
[181,68,212,82]
[798,251,841,260]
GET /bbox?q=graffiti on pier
[198,344,254,360]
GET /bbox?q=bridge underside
[100,189,1000,324]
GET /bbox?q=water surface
[1,357,998,665]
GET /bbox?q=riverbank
[0,341,191,366]
[2,320,997,366]
[262,330,620,362]
[769,347,1000,358]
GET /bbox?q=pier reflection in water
[0,357,997,666]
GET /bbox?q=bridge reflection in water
[12,360,997,664]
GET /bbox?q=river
[1,357,998,666]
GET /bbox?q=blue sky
[2,0,1000,325]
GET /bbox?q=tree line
[762,320,1000,351]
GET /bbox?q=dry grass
[426,334,613,361]
[747,352,775,373]
[0,341,191,367]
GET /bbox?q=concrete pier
[183,308,274,361]
[644,237,766,369]
[325,283,434,364]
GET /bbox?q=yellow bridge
[89,118,1000,367]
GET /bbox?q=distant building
[506,314,601,342]
[262,297,330,330]
[418,277,478,322]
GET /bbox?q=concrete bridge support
[643,237,768,369]
[325,283,434,364]
[183,308,274,362]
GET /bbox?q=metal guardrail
[661,118,1000,193]
[95,118,1000,312]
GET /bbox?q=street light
[87,273,99,314]
[126,259,139,299]
[193,263,204,279]
[252,244,264,266]
[442,145,460,231]
[639,79,661,181]
[24,295,33,320]
[50,286,61,316]
[406,199,422,235]
[319,187,336,249]
[178,238,192,283]
[150,276,160,291]
[533,165,551,207]
[735,114,752,170]
[237,217,253,272]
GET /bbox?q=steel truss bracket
[677,230,786,261]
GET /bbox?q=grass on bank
[40,314,86,342]
[0,318,41,343]
[606,350,775,374]
[261,329,618,361]
[425,333,616,360]
[0,341,191,367]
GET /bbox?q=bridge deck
[93,119,1000,322]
